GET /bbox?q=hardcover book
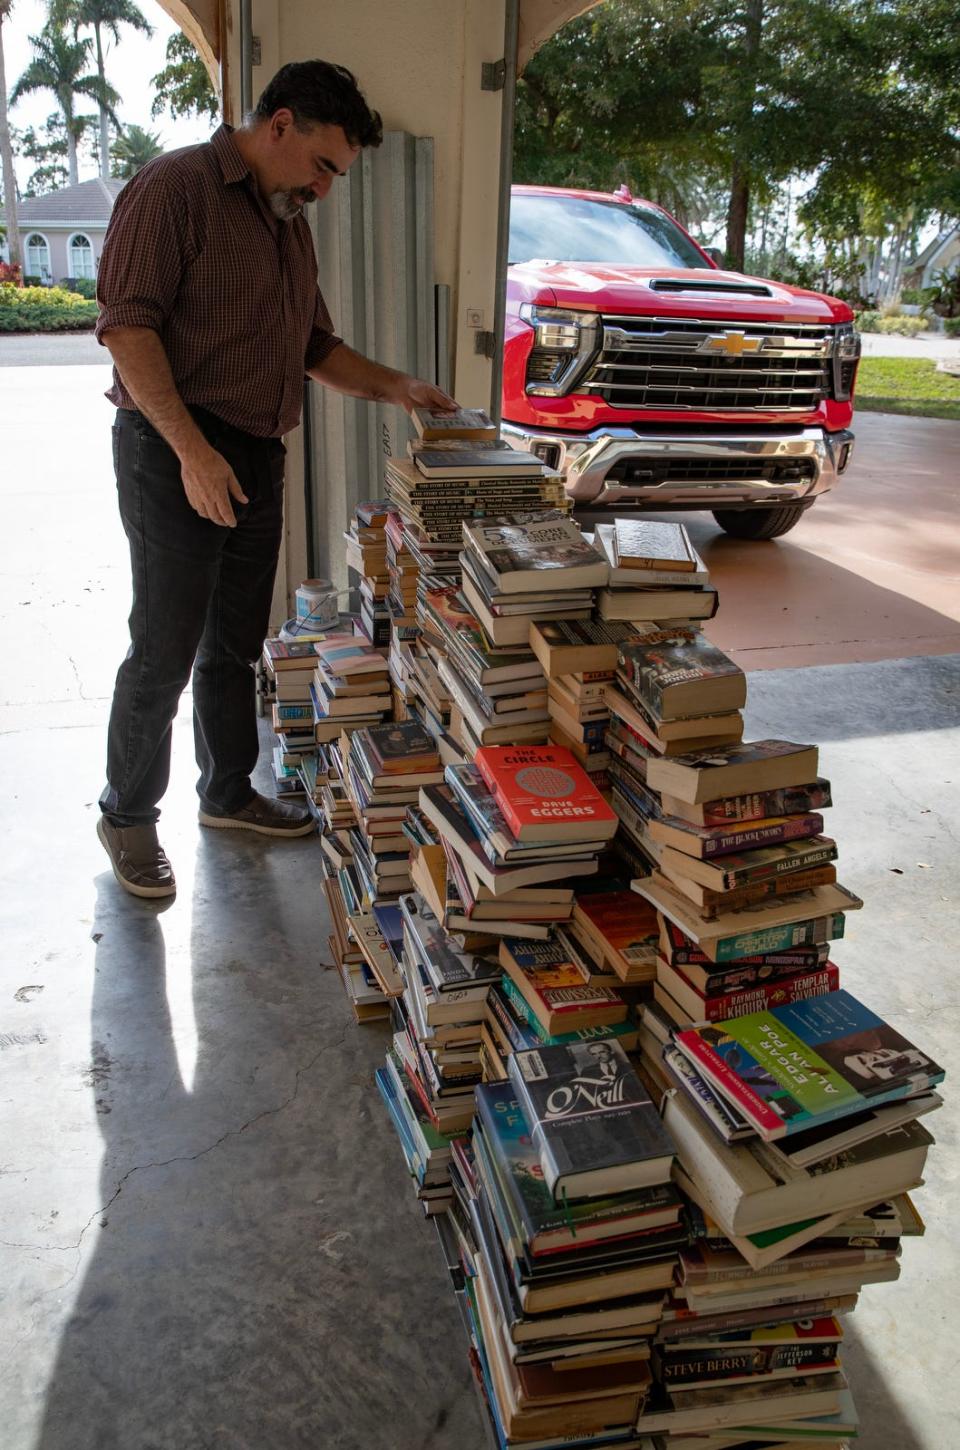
[650,816,830,867]
[529,618,642,678]
[463,517,609,594]
[474,1080,681,1253]
[475,744,619,844]
[647,740,819,806]
[411,405,497,441]
[498,937,628,1037]
[618,632,746,721]
[635,874,859,963]
[659,778,833,827]
[612,519,698,573]
[414,447,545,478]
[506,1041,676,1200]
[674,990,945,1141]
[399,893,501,992]
[361,719,440,775]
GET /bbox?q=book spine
[675,1035,785,1135]
[659,1342,840,1384]
[694,781,833,825]
[690,816,825,861]
[711,912,846,963]
[666,937,828,970]
[699,864,837,913]
[691,965,839,1021]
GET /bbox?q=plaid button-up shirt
[96,124,342,438]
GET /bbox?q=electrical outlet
[466,309,484,329]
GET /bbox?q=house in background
[904,226,960,292]
[0,178,125,284]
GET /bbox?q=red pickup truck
[502,185,860,538]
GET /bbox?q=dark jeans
[100,407,285,827]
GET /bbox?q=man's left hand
[391,375,458,416]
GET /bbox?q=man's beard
[269,187,317,222]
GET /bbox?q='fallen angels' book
[507,1040,676,1200]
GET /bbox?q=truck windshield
[509,193,709,269]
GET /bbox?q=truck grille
[582,316,833,412]
[605,456,818,487]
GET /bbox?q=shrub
[900,287,924,305]
[23,274,42,286]
[0,281,98,332]
[0,261,22,286]
[59,276,97,299]
[855,311,929,336]
[944,317,960,338]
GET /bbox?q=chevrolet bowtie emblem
[705,332,761,356]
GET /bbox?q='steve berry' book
[475,745,619,844]
[506,1041,676,1200]
[674,990,944,1141]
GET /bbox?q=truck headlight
[519,304,600,396]
[831,323,861,402]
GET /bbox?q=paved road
[0,332,104,366]
[2,340,957,674]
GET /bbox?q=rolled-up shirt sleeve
[304,282,343,371]
[95,170,191,343]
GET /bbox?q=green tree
[515,0,960,272]
[10,19,120,185]
[151,33,219,123]
[0,0,21,271]
[56,0,153,180]
[110,121,162,177]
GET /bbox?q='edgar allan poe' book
[675,989,944,1141]
[507,1040,676,1201]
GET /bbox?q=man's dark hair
[254,61,383,149]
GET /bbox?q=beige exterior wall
[150,0,592,624]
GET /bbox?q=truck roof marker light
[613,184,634,203]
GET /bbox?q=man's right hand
[179,442,249,527]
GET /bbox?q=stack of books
[383,406,571,595]
[384,507,420,646]
[633,739,858,1023]
[344,499,393,648]
[263,637,318,770]
[634,988,941,1440]
[456,1041,683,1444]
[340,720,445,905]
[309,633,393,743]
[530,617,642,790]
[593,519,718,624]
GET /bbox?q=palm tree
[58,0,153,179]
[110,121,162,177]
[10,20,119,186]
[0,0,22,272]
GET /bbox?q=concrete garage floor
[1,349,958,1448]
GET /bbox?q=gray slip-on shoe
[198,791,316,838]
[97,817,177,898]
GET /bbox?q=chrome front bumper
[501,423,855,506]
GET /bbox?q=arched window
[25,234,51,284]
[68,233,96,280]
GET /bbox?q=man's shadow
[36,840,481,1450]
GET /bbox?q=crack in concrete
[0,1028,345,1261]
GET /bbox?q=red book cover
[475,745,619,843]
[676,964,840,1021]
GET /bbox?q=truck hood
[508,262,852,325]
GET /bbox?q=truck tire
[712,504,808,540]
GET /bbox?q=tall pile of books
[383,407,571,597]
[309,633,393,742]
[460,1041,684,1445]
[614,568,943,1441]
[303,487,945,1448]
[261,637,320,796]
[344,500,393,648]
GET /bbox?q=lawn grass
[856,357,960,422]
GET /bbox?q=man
[95,60,455,900]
